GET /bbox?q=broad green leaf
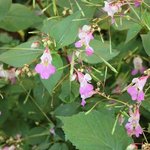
[125,24,142,43]
[43,12,82,49]
[0,99,9,125]
[26,127,49,145]
[113,18,135,31]
[49,143,68,150]
[0,41,42,67]
[0,0,11,21]
[57,0,96,18]
[141,96,150,120]
[59,80,79,103]
[82,40,119,64]
[41,54,63,94]
[141,31,150,56]
[60,111,132,150]
[33,83,51,112]
[0,4,42,31]
[54,102,81,116]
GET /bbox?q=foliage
[0,0,150,149]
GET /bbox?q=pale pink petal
[131,69,138,75]
[81,99,86,107]
[85,46,94,56]
[139,67,146,74]
[35,64,56,79]
[135,125,143,137]
[137,90,144,102]
[75,40,83,48]
[138,76,148,91]
[127,86,138,101]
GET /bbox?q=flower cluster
[125,106,143,137]
[35,47,56,79]
[75,25,94,56]
[125,74,149,137]
[103,1,122,23]
[76,72,95,106]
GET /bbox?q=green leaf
[141,11,150,29]
[54,102,80,116]
[41,54,63,94]
[0,4,42,31]
[0,0,11,21]
[113,19,135,31]
[82,40,119,64]
[49,143,68,150]
[43,12,82,49]
[0,41,42,67]
[60,111,132,150]
[125,24,142,43]
[57,0,96,18]
[59,80,79,103]
[141,31,150,56]
[26,127,49,145]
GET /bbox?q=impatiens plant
[0,0,150,149]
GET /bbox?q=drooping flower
[134,0,143,7]
[127,76,148,102]
[103,1,122,22]
[35,48,56,79]
[131,56,146,75]
[77,72,95,106]
[75,25,94,56]
[125,107,143,137]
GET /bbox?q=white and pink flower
[125,107,143,137]
[75,25,94,56]
[103,1,122,23]
[77,72,95,106]
[127,76,148,102]
[35,48,56,79]
[131,56,146,75]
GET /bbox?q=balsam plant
[0,0,150,149]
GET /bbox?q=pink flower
[134,0,143,7]
[127,76,148,102]
[77,72,95,106]
[35,48,56,79]
[125,107,143,137]
[85,46,94,56]
[75,25,94,56]
[131,56,146,75]
[103,1,122,20]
